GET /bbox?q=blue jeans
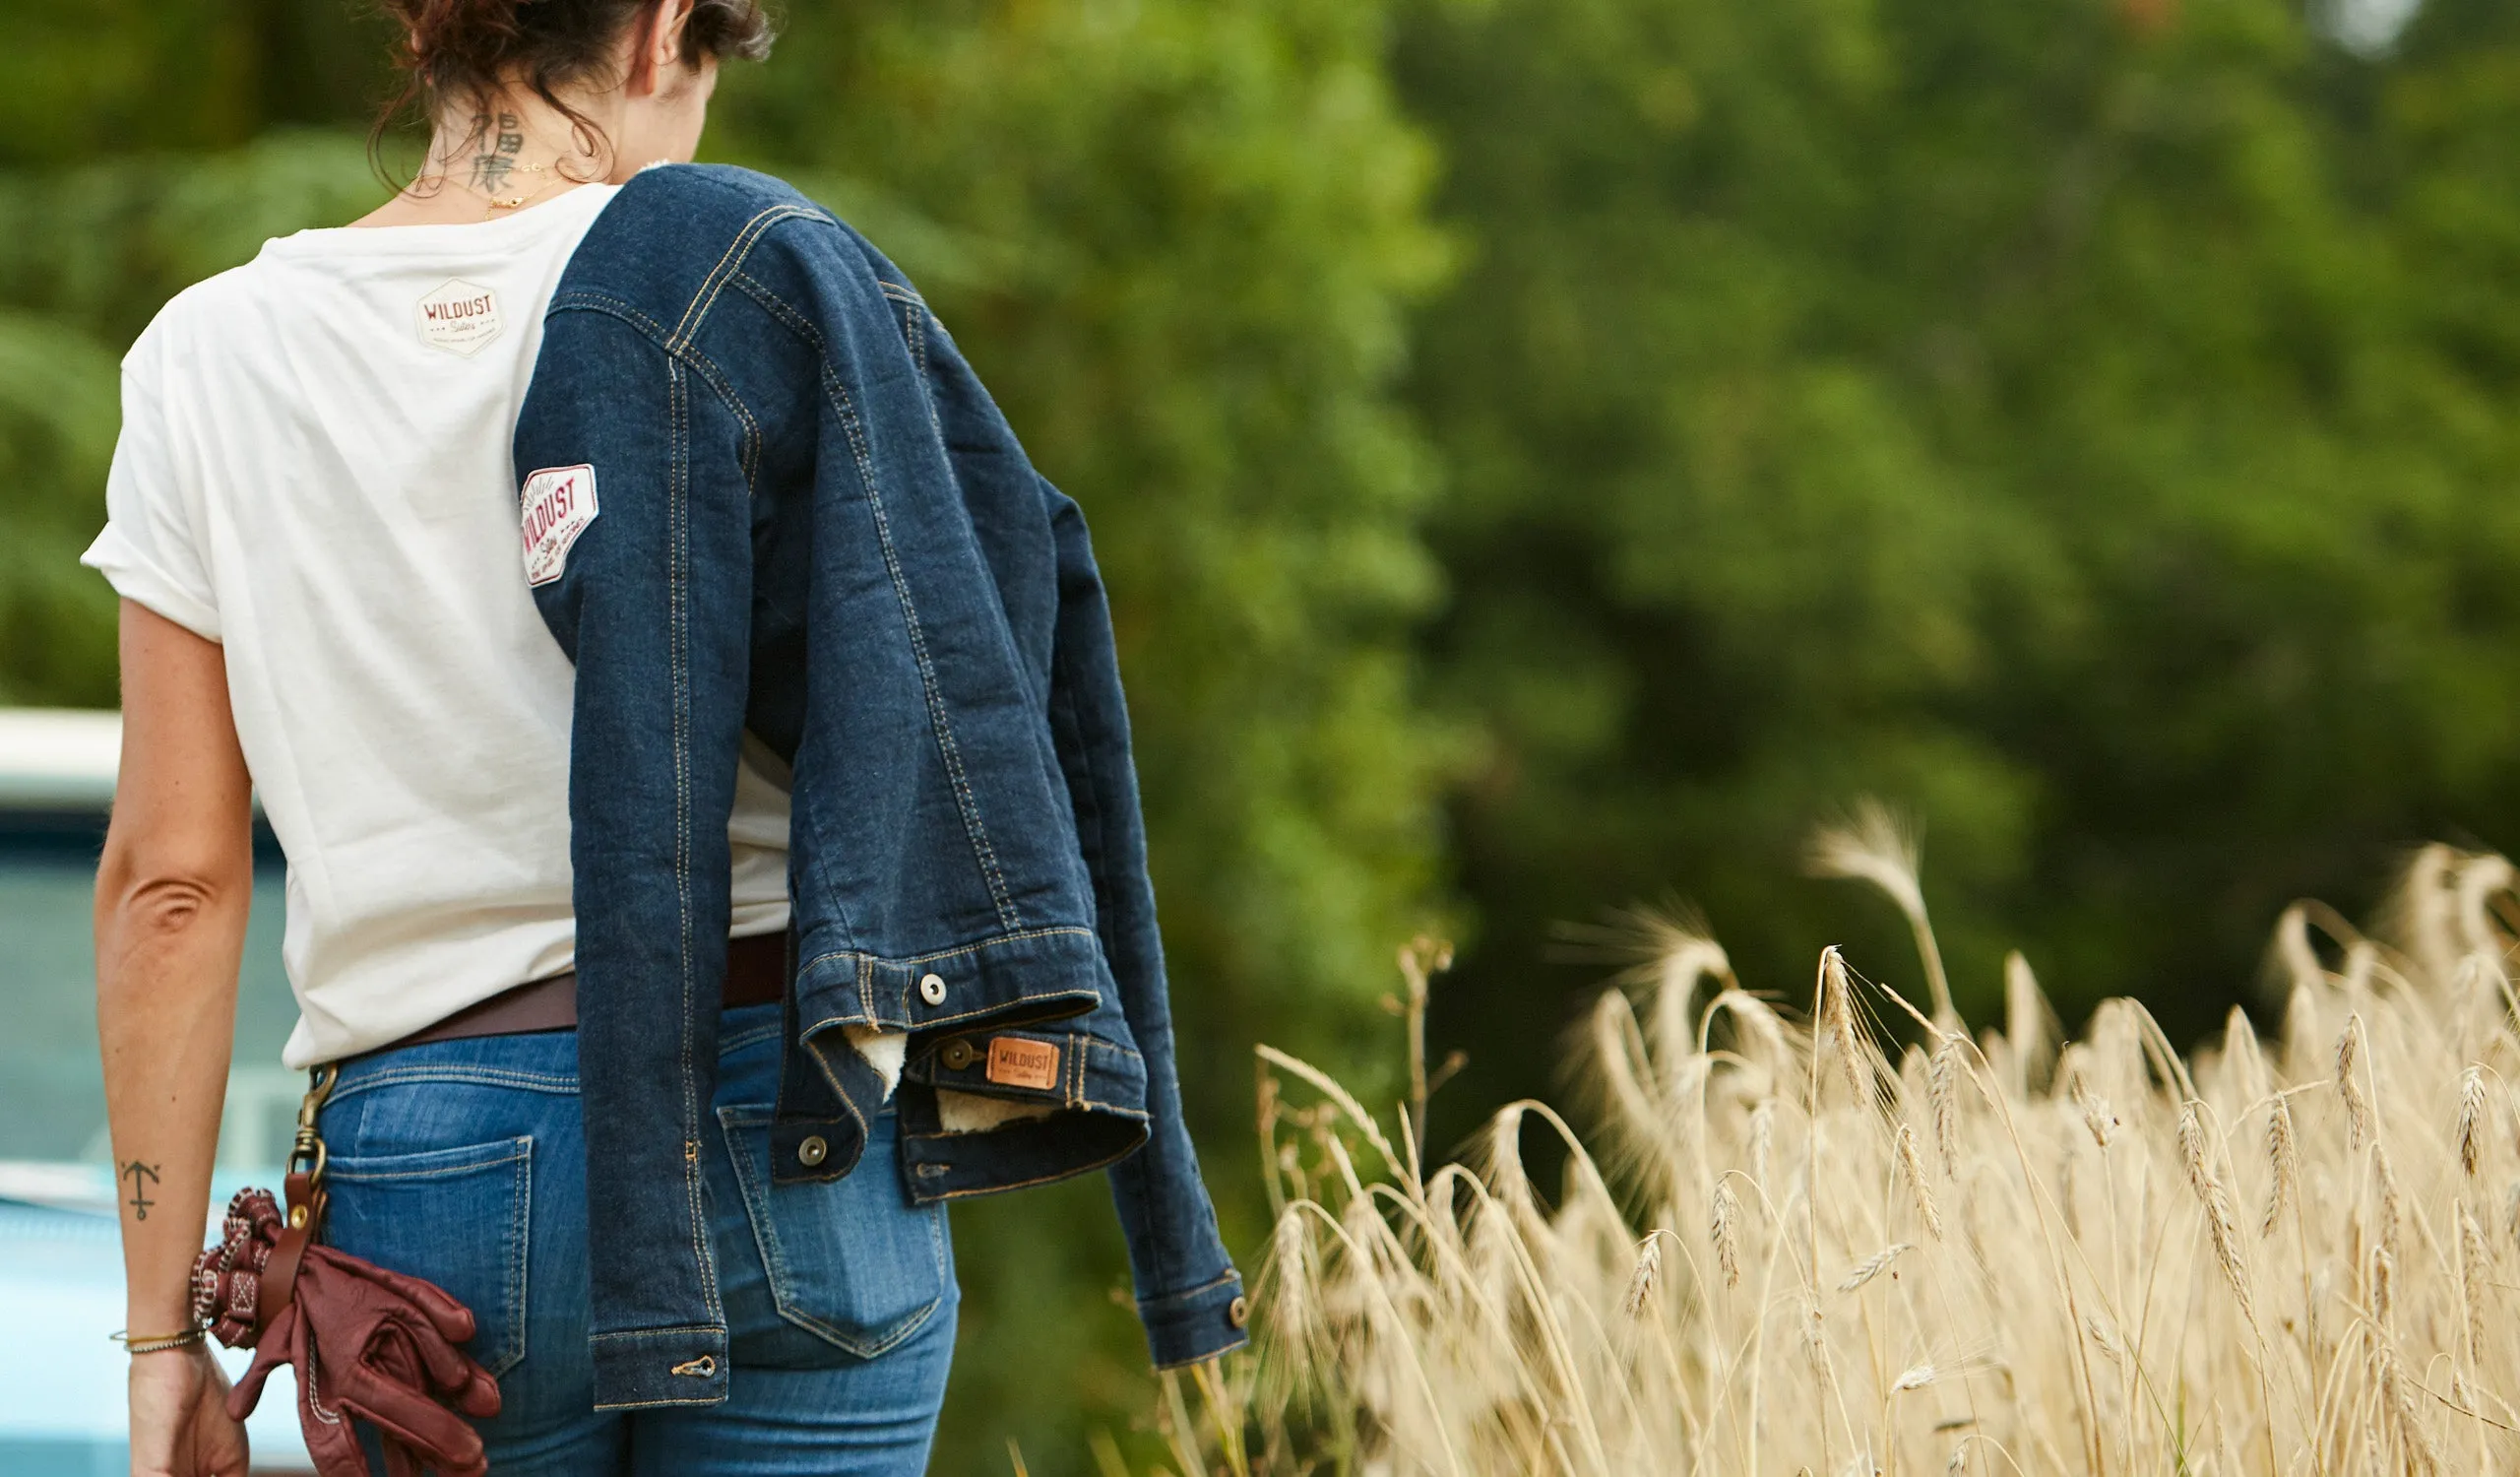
[315,1003,956,1474]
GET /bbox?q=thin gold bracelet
[111,1326,207,1356]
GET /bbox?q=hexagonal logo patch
[414,278,503,356]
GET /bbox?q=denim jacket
[511,164,1245,1409]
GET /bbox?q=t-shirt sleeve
[80,351,222,642]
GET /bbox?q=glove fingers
[298,1356,376,1477]
[381,1435,425,1477]
[224,1314,295,1422]
[335,1378,488,1476]
[392,1309,501,1412]
[410,1335,502,1419]
[302,1417,375,1477]
[317,1250,477,1342]
[457,1362,503,1419]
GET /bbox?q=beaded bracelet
[111,1326,207,1356]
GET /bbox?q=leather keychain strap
[254,1065,339,1341]
[253,1172,323,1339]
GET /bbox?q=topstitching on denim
[327,1063,581,1106]
[819,360,1020,932]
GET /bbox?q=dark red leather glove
[196,1188,501,1477]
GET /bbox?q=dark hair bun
[379,0,773,147]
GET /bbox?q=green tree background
[6,0,2520,1468]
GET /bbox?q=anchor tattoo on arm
[121,1160,159,1221]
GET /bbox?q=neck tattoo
[468,112,528,194]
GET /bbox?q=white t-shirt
[82,183,794,1068]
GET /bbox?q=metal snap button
[918,972,947,1006]
[940,1038,976,1070]
[796,1134,829,1167]
[1228,1295,1249,1328]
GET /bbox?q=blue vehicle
[0,707,314,1474]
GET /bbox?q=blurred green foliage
[11,0,2520,1470]
[1400,0,2520,1148]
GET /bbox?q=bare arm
[95,599,255,1477]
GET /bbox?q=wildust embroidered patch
[415,279,503,356]
[985,1037,1060,1091]
[520,464,598,586]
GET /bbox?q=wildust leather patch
[985,1036,1060,1091]
[520,464,598,586]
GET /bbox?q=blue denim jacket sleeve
[1037,478,1246,1364]
[902,297,1247,1367]
[516,306,749,1408]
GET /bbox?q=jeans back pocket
[717,1107,951,1358]
[322,1137,534,1380]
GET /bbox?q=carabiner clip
[287,1062,340,1186]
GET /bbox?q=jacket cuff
[1139,1269,1250,1369]
[589,1325,731,1410]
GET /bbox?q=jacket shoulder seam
[547,291,765,497]
[668,204,834,350]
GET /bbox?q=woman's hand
[127,1344,250,1477]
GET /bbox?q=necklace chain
[417,161,579,217]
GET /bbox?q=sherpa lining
[845,1024,907,1099]
[937,1090,1059,1133]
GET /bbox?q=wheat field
[1164,814,2520,1477]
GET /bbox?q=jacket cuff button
[1227,1295,1248,1329]
[918,972,948,1006]
[796,1134,829,1167]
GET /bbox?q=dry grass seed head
[1820,947,1868,1109]
[1710,1180,1741,1289]
[2222,1006,2267,1103]
[2083,1313,2125,1365]
[2459,1202,2489,1359]
[1619,1234,1662,1319]
[2338,1014,2370,1151]
[2457,853,2514,957]
[2065,1060,2117,1149]
[2459,1065,2487,1179]
[2276,903,2322,995]
[1808,798,1954,1022]
[2002,950,2052,1091]
[2178,1099,2213,1200]
[1838,1241,1914,1292]
[1928,1031,1963,1174]
[2179,1100,2256,1324]
[1748,1096,1776,1189]
[1799,1298,1829,1376]
[1896,1123,1942,1241]
[2262,1093,2298,1237]
[2283,979,2320,1086]
[2374,1144,2403,1270]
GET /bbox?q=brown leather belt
[374,931,791,1055]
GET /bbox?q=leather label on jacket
[520,464,599,587]
[985,1036,1059,1091]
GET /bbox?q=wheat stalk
[1208,839,2520,1477]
